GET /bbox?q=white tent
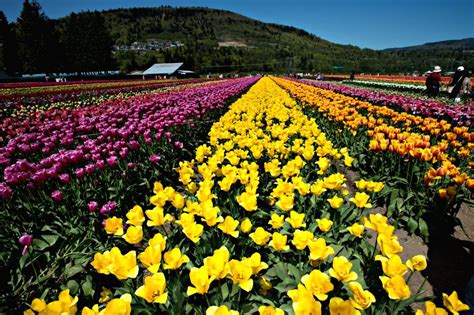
[143,63,183,75]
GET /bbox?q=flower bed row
[323,74,451,85]
[299,79,473,126]
[22,77,469,314]
[272,76,473,237]
[0,77,258,195]
[1,80,219,125]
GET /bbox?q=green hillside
[84,7,472,74]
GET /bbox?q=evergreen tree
[0,11,8,73]
[15,0,53,74]
[61,12,114,73]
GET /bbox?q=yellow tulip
[316,218,333,233]
[268,213,285,229]
[301,270,334,301]
[406,255,427,272]
[108,247,139,280]
[218,216,240,238]
[292,230,314,250]
[82,304,99,315]
[311,180,327,196]
[349,192,372,208]
[329,297,361,315]
[100,293,132,315]
[187,266,215,296]
[375,255,408,277]
[258,305,285,315]
[204,246,230,280]
[125,205,145,226]
[329,256,358,282]
[240,218,253,233]
[201,203,224,227]
[328,195,344,209]
[250,227,271,246]
[293,295,322,315]
[135,273,168,304]
[182,223,204,243]
[146,206,173,227]
[377,234,403,258]
[269,232,289,251]
[163,248,189,270]
[276,194,294,211]
[31,298,46,313]
[316,157,331,174]
[148,233,167,251]
[415,301,448,315]
[242,252,268,275]
[122,226,143,245]
[347,223,365,238]
[380,275,411,300]
[308,238,335,262]
[98,287,112,303]
[104,216,124,236]
[138,245,162,274]
[228,260,254,292]
[206,305,240,315]
[323,173,346,190]
[442,291,470,315]
[236,191,258,211]
[286,211,306,229]
[348,282,376,310]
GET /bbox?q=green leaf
[407,218,417,233]
[66,280,80,295]
[220,283,229,302]
[418,218,429,237]
[81,276,95,297]
[64,265,84,279]
[287,264,302,283]
[33,239,51,251]
[41,234,60,247]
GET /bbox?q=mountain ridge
[56,6,474,73]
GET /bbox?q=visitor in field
[349,71,355,80]
[448,66,471,101]
[426,66,442,97]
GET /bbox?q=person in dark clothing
[349,71,355,80]
[449,66,467,99]
[426,66,442,97]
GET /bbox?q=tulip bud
[51,190,63,202]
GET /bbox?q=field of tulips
[323,75,452,85]
[0,76,472,314]
[341,80,426,94]
[300,80,473,126]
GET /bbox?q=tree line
[0,0,114,75]
[0,1,472,76]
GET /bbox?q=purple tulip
[106,156,118,168]
[100,201,116,215]
[58,173,71,184]
[19,234,33,255]
[88,201,98,212]
[0,182,13,199]
[51,190,63,202]
[149,154,161,165]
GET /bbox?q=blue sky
[2,0,473,49]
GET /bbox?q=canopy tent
[142,63,184,75]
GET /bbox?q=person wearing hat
[426,66,442,97]
[448,66,468,100]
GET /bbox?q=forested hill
[97,7,474,73]
[384,38,474,52]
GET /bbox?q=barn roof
[143,63,183,75]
